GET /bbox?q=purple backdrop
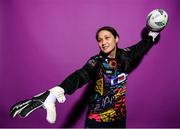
[1,0,179,128]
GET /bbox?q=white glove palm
[44,86,66,123]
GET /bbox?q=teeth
[103,46,108,49]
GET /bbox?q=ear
[115,36,119,43]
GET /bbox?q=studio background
[0,0,179,128]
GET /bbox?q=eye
[97,38,102,42]
[105,36,110,40]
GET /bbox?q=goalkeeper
[10,20,166,128]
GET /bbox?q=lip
[102,46,109,50]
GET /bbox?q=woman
[10,26,159,128]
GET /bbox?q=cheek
[111,41,117,47]
[97,44,101,49]
[98,43,102,47]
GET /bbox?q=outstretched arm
[59,56,97,94]
[10,56,98,123]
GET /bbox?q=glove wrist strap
[148,31,159,42]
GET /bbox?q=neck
[107,47,116,59]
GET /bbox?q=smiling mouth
[102,46,109,50]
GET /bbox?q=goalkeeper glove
[10,86,65,123]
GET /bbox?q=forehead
[98,30,113,37]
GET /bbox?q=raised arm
[120,31,160,73]
[123,31,159,60]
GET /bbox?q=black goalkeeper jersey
[59,36,155,122]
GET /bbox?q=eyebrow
[98,34,111,38]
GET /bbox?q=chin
[101,49,110,53]
[102,51,109,54]
[101,51,111,56]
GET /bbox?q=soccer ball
[147,9,168,32]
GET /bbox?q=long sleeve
[123,36,155,60]
[59,56,98,95]
[119,36,157,73]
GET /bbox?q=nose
[101,39,106,45]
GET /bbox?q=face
[97,30,118,58]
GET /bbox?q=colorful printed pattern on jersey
[88,58,127,122]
